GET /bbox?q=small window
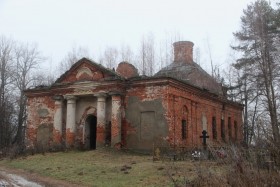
[182,120,187,139]
[221,119,225,141]
[228,117,232,141]
[212,117,217,140]
[234,121,238,141]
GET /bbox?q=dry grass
[0,148,193,186]
[0,147,279,187]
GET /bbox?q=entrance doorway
[86,115,97,149]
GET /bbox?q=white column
[65,95,77,147]
[95,94,106,146]
[53,95,63,144]
[111,94,122,148]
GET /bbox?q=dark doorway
[86,115,97,149]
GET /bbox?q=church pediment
[54,58,121,84]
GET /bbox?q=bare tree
[0,36,15,149]
[31,70,56,87]
[120,44,134,63]
[158,32,183,69]
[100,47,119,69]
[58,46,90,74]
[138,36,147,75]
[138,33,156,76]
[13,43,44,148]
[206,37,214,77]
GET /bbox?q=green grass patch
[1,148,278,186]
[1,149,190,186]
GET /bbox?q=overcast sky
[0,0,258,73]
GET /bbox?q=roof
[154,61,223,95]
[54,57,122,84]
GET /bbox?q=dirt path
[0,167,83,187]
[0,169,42,186]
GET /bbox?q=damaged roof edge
[126,76,243,108]
[54,57,123,84]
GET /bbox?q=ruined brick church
[25,41,243,151]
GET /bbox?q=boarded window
[212,117,217,140]
[140,111,155,140]
[221,119,225,141]
[182,120,187,139]
[228,117,232,141]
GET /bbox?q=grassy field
[0,148,203,187]
[1,148,278,186]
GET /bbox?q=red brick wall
[166,84,243,147]
[123,80,243,150]
[26,96,55,148]
[26,78,243,151]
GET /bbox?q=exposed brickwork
[116,62,139,78]
[61,63,104,83]
[165,84,243,147]
[65,128,75,148]
[58,59,115,83]
[53,130,61,144]
[26,96,55,148]
[119,78,243,150]
[25,50,243,152]
[96,126,105,145]
[173,41,194,63]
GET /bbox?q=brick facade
[25,41,243,152]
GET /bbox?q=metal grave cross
[200,130,209,146]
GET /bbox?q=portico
[53,92,122,149]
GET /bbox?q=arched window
[182,106,188,119]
